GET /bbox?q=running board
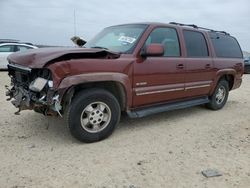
[127,97,210,118]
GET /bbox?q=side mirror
[141,43,164,57]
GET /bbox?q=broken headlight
[29,77,53,92]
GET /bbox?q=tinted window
[183,30,208,57]
[209,33,242,58]
[145,27,180,57]
[0,45,15,52]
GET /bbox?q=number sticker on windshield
[118,36,136,44]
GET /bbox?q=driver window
[145,27,180,57]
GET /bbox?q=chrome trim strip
[185,84,210,90]
[136,88,184,96]
[8,64,31,72]
[136,84,211,96]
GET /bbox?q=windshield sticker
[118,36,136,44]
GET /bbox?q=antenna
[74,9,76,36]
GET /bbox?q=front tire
[67,88,120,143]
[206,80,229,110]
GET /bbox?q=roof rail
[169,22,230,35]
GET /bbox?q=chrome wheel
[215,86,226,104]
[80,102,111,133]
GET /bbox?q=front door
[133,27,186,107]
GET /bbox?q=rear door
[182,30,215,97]
[133,27,186,107]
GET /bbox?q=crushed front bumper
[6,64,62,116]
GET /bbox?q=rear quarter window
[17,45,32,52]
[209,33,243,58]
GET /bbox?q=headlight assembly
[29,77,48,92]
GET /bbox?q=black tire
[67,88,120,143]
[206,79,229,110]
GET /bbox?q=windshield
[85,24,148,53]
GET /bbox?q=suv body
[5,22,244,142]
[0,42,37,69]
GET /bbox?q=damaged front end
[6,64,62,116]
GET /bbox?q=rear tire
[206,80,229,110]
[67,88,120,143]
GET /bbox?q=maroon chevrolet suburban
[6,22,244,142]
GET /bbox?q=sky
[0,0,250,51]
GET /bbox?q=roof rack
[169,22,230,35]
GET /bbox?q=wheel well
[65,81,127,111]
[219,74,234,90]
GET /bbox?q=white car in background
[0,42,38,69]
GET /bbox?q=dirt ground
[0,71,249,188]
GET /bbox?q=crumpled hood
[7,47,120,68]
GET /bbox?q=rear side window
[209,33,242,58]
[17,45,32,52]
[183,30,209,57]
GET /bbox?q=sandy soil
[0,71,249,188]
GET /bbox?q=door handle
[176,64,184,69]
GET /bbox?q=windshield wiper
[91,46,109,50]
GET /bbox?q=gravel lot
[0,71,249,188]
